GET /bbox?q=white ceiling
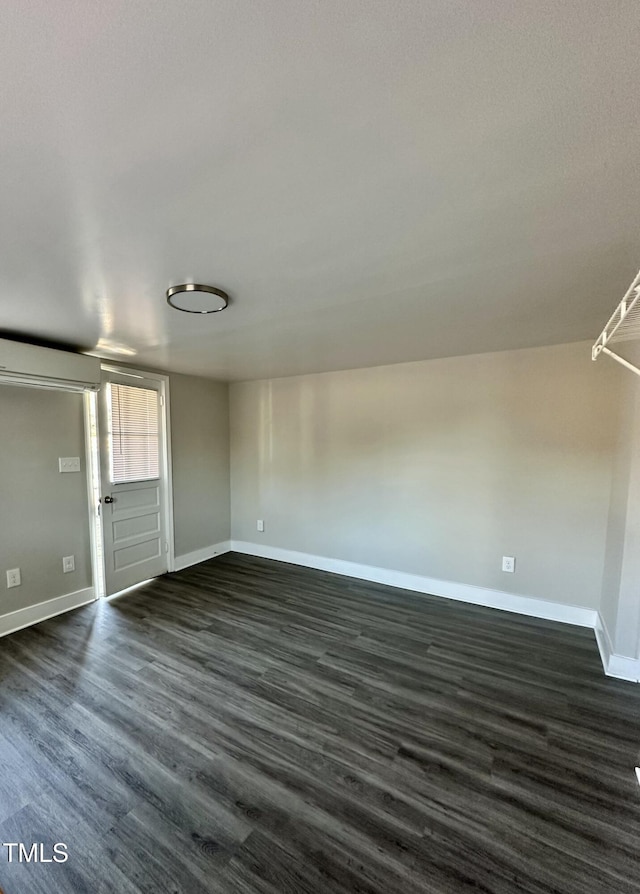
[1,1,639,381]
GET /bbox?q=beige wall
[600,375,632,641]
[230,342,622,610]
[170,373,230,557]
[600,370,640,659]
[1,343,631,638]
[0,384,92,615]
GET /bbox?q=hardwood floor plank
[1,551,640,892]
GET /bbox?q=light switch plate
[59,457,81,473]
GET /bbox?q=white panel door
[99,371,168,595]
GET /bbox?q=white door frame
[84,364,176,598]
[84,389,105,598]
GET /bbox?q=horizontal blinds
[108,383,160,483]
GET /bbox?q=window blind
[108,383,160,483]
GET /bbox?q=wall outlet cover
[63,555,75,573]
[502,556,516,573]
[6,568,21,588]
[257,519,264,532]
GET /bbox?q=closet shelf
[593,268,640,377]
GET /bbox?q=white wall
[230,342,622,611]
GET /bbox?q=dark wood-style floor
[1,553,640,893]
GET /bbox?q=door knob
[103,495,114,504]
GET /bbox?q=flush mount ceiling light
[166,283,229,314]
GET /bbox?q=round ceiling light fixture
[166,283,229,314]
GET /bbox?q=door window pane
[108,383,160,483]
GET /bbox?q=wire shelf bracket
[593,268,640,378]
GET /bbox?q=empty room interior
[2,2,640,892]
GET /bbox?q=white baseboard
[595,613,640,682]
[230,541,598,629]
[0,586,96,639]
[173,540,232,572]
[3,550,635,682]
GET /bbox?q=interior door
[99,370,168,596]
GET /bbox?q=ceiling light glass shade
[166,284,229,313]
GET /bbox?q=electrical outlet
[6,568,21,588]
[257,519,264,532]
[502,556,516,573]
[63,555,75,573]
